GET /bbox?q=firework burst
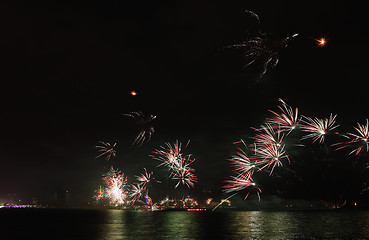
[228,144,258,178]
[136,168,154,188]
[222,174,257,195]
[251,124,285,147]
[129,183,146,203]
[95,141,117,160]
[123,111,156,146]
[225,10,298,78]
[335,119,369,155]
[102,167,129,206]
[93,185,104,203]
[150,141,197,188]
[151,141,183,170]
[267,98,300,133]
[253,142,290,174]
[172,162,197,188]
[315,37,327,47]
[300,114,339,143]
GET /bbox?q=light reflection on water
[100,210,200,240]
[225,210,369,239]
[97,210,369,239]
[3,209,369,239]
[228,211,299,239]
[100,210,127,240]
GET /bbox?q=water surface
[2,209,369,239]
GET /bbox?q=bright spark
[316,37,327,47]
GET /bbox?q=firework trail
[250,123,290,174]
[150,141,197,188]
[228,142,259,177]
[253,142,290,174]
[267,98,300,133]
[129,168,162,206]
[334,119,369,155]
[93,185,104,203]
[315,37,327,47]
[151,141,183,170]
[222,100,297,201]
[129,183,146,203]
[225,10,298,78]
[102,167,129,206]
[251,124,285,147]
[136,168,154,188]
[123,111,156,146]
[222,174,258,195]
[222,141,263,200]
[172,164,197,188]
[95,141,117,161]
[300,114,339,143]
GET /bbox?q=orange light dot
[131,91,137,96]
[316,37,327,47]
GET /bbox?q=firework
[222,174,260,199]
[129,183,146,203]
[267,98,300,133]
[334,119,369,155]
[172,164,197,188]
[123,111,156,146]
[93,185,104,203]
[300,114,339,143]
[181,196,199,208]
[151,141,197,188]
[225,10,298,78]
[315,37,327,47]
[251,124,285,147]
[250,122,290,175]
[95,141,116,160]
[136,168,154,188]
[253,142,290,174]
[228,142,258,178]
[102,167,129,206]
[206,198,213,205]
[223,140,262,200]
[151,141,183,170]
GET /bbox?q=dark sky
[0,0,368,204]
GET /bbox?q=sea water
[2,208,369,239]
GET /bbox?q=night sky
[1,1,368,205]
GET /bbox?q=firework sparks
[172,163,197,188]
[123,111,156,146]
[253,142,290,174]
[250,122,290,175]
[300,114,339,143]
[225,10,298,78]
[267,98,300,133]
[228,145,258,178]
[129,183,146,203]
[334,119,369,155]
[93,185,104,203]
[151,141,183,170]
[95,141,117,161]
[315,37,327,47]
[136,168,154,187]
[103,167,129,206]
[151,141,197,188]
[223,141,263,200]
[251,124,285,147]
[222,174,260,200]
